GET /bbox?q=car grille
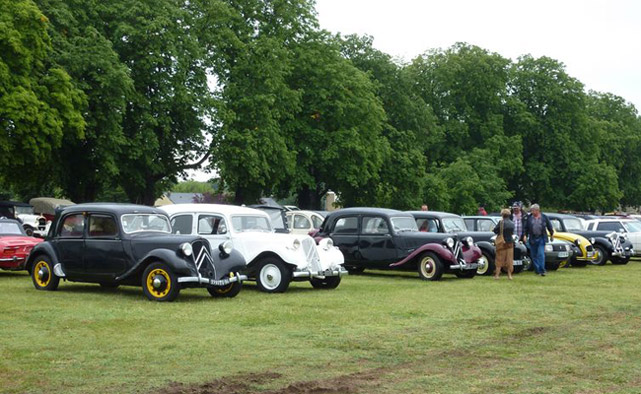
[302,237,322,271]
[552,244,567,252]
[192,240,216,278]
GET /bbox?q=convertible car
[0,218,43,271]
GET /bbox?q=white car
[160,204,347,293]
[0,201,49,237]
[286,210,325,235]
[585,218,641,256]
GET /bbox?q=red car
[0,218,43,271]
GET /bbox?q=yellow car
[551,232,597,267]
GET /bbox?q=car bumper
[292,267,349,278]
[612,248,634,258]
[544,251,571,263]
[449,261,480,270]
[177,273,248,286]
[0,256,27,270]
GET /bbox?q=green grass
[2,262,641,393]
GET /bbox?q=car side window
[416,218,437,232]
[550,219,563,232]
[59,214,85,237]
[293,214,311,229]
[478,220,494,232]
[464,219,475,231]
[597,222,624,232]
[312,215,323,229]
[198,215,227,235]
[362,216,389,234]
[171,215,193,235]
[333,217,359,234]
[88,215,118,238]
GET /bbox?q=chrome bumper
[178,273,248,286]
[449,262,480,270]
[292,267,349,278]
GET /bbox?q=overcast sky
[315,0,641,110]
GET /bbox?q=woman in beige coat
[492,209,515,279]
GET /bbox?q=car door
[328,216,360,264]
[358,216,397,267]
[196,214,230,251]
[52,213,86,277]
[84,213,128,279]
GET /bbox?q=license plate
[513,260,523,266]
[559,252,569,258]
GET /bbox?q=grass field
[2,261,641,394]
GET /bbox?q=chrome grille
[302,237,322,271]
[192,240,216,279]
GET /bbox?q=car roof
[61,203,163,215]
[0,201,31,207]
[160,203,269,217]
[328,207,409,218]
[545,213,579,219]
[286,210,323,216]
[586,218,637,223]
[462,216,498,220]
[407,211,461,219]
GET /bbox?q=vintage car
[315,208,483,280]
[409,211,528,275]
[464,215,577,270]
[585,218,641,256]
[0,201,49,237]
[286,210,325,236]
[25,204,247,301]
[0,218,43,271]
[29,197,75,222]
[546,213,634,265]
[248,204,290,234]
[161,204,347,293]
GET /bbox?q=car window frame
[87,213,120,239]
[331,216,360,235]
[170,214,194,235]
[293,214,312,230]
[57,213,86,239]
[361,216,390,235]
[197,214,228,235]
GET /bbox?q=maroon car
[0,219,43,271]
[315,208,483,280]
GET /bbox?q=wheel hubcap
[420,257,435,278]
[146,269,171,297]
[34,261,51,287]
[477,256,489,274]
[260,264,282,290]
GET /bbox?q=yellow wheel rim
[215,273,235,294]
[34,261,51,287]
[146,269,171,298]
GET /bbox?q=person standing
[522,204,554,276]
[511,201,524,241]
[493,209,515,279]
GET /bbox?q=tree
[0,0,85,191]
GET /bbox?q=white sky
[315,0,641,110]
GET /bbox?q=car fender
[592,237,615,252]
[475,241,495,258]
[389,243,454,268]
[116,248,194,281]
[212,249,246,279]
[25,242,59,273]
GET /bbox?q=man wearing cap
[511,202,524,241]
[522,204,554,276]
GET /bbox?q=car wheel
[142,262,180,302]
[476,251,494,276]
[31,256,60,291]
[23,226,34,237]
[611,257,630,265]
[256,258,292,293]
[546,261,561,271]
[591,245,608,266]
[310,276,341,289]
[208,273,242,298]
[417,252,444,281]
[522,256,533,271]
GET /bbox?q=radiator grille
[302,237,322,271]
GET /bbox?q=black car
[410,211,528,275]
[25,203,247,301]
[315,208,483,280]
[545,213,634,265]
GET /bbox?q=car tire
[611,257,630,265]
[476,250,494,276]
[417,252,444,281]
[256,258,292,293]
[142,262,180,302]
[522,256,533,271]
[310,276,342,289]
[24,226,34,237]
[207,273,242,298]
[591,245,609,266]
[31,255,60,291]
[546,261,561,271]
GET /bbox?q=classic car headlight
[180,242,193,257]
[319,238,334,251]
[443,237,455,249]
[464,236,474,247]
[545,244,553,252]
[589,237,596,244]
[287,238,301,251]
[219,241,233,255]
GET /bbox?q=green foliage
[171,180,215,194]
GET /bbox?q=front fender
[389,244,454,268]
[116,248,195,281]
[463,245,483,262]
[25,242,59,273]
[593,238,614,252]
[475,241,495,258]
[212,249,246,280]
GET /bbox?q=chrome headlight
[464,236,474,247]
[545,244,553,252]
[319,237,334,251]
[219,241,233,255]
[180,242,193,257]
[287,238,301,251]
[444,237,455,249]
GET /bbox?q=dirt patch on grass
[155,372,281,394]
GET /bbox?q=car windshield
[391,217,418,232]
[0,222,23,235]
[563,218,583,231]
[231,215,272,232]
[623,221,641,233]
[15,206,35,215]
[255,209,286,230]
[121,214,171,234]
[442,217,467,233]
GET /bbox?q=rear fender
[25,242,59,273]
[389,244,454,268]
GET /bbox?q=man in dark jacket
[522,204,554,276]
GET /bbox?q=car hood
[128,232,206,260]
[395,231,450,249]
